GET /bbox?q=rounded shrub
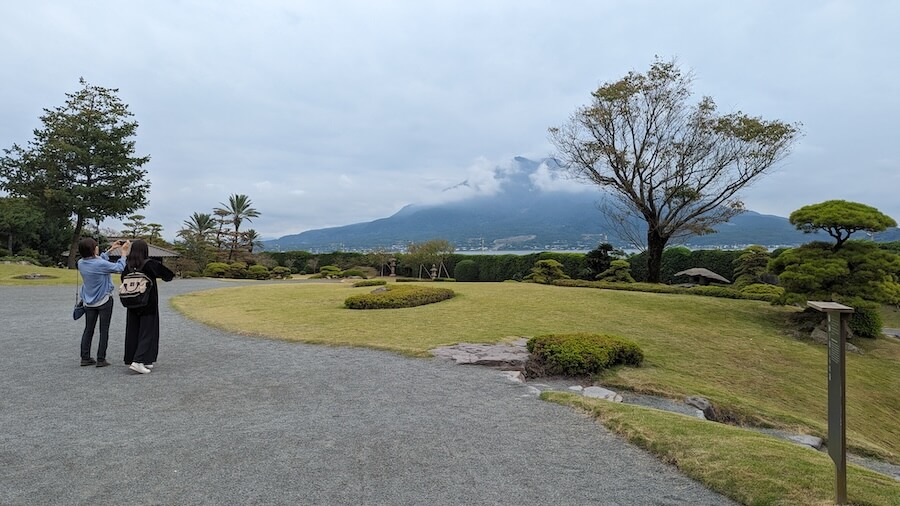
[341,268,367,279]
[739,283,785,302]
[344,284,455,309]
[228,262,249,279]
[352,279,387,288]
[203,262,229,278]
[248,264,270,280]
[311,265,342,279]
[845,300,883,338]
[526,333,644,377]
[271,266,292,279]
[454,259,479,281]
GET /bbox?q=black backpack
[119,262,153,308]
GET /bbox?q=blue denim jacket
[78,253,127,306]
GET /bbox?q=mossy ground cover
[172,281,899,465]
[542,392,899,506]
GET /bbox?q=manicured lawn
[542,392,899,506]
[171,280,900,465]
[0,263,77,286]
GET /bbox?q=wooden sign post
[807,301,854,506]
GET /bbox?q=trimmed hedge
[739,283,784,302]
[453,259,479,281]
[526,333,644,376]
[352,279,387,287]
[553,279,683,294]
[628,247,742,284]
[554,278,782,303]
[344,284,455,309]
[685,285,744,299]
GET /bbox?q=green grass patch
[0,263,76,286]
[542,392,899,506]
[171,281,900,464]
[879,304,900,329]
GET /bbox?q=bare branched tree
[550,59,800,282]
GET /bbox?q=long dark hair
[127,239,150,271]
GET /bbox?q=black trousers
[124,309,160,365]
[81,297,114,360]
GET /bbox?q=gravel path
[0,279,735,505]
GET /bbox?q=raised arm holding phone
[76,238,132,367]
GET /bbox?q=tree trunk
[67,218,84,269]
[645,229,669,284]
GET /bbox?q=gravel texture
[0,279,735,505]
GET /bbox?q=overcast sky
[2,1,898,241]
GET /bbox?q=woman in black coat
[122,240,175,374]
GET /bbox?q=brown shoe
[95,359,111,368]
[80,358,96,366]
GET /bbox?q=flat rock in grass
[786,434,824,450]
[685,396,718,421]
[431,338,530,369]
[583,386,622,402]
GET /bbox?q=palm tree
[216,194,260,260]
[242,229,263,254]
[178,212,216,243]
[176,212,218,269]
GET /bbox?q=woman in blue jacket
[76,237,131,367]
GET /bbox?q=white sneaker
[145,364,154,369]
[129,362,151,374]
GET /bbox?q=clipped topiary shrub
[453,259,479,281]
[353,279,387,287]
[311,265,342,279]
[228,261,249,279]
[344,284,455,309]
[271,266,292,279]
[341,268,367,279]
[596,259,636,283]
[843,299,884,338]
[526,332,644,377]
[203,262,229,278]
[432,277,456,282]
[524,259,570,284]
[248,264,270,280]
[739,283,785,302]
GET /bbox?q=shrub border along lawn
[542,392,899,506]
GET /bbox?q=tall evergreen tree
[0,78,150,267]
